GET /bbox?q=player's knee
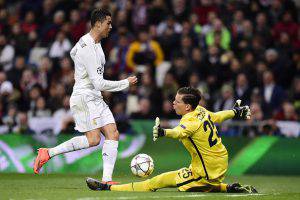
[106,129,119,140]
[86,134,101,147]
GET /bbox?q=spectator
[213,84,235,112]
[274,101,298,121]
[234,73,251,105]
[53,95,73,134]
[168,55,191,87]
[131,0,148,32]
[192,0,218,25]
[249,102,264,122]
[157,15,182,36]
[189,72,209,101]
[0,34,15,71]
[112,101,132,134]
[7,56,26,90]
[137,71,162,113]
[41,10,65,46]
[69,9,87,42]
[28,96,51,119]
[161,72,179,101]
[10,23,30,56]
[47,83,65,112]
[109,34,131,75]
[2,104,17,132]
[260,70,286,118]
[206,18,231,50]
[255,12,272,47]
[49,31,72,59]
[19,69,36,95]
[272,11,298,42]
[264,48,292,88]
[36,56,53,91]
[148,0,168,25]
[130,98,154,119]
[13,111,35,135]
[126,29,164,72]
[21,10,38,34]
[160,99,178,120]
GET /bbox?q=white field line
[75,193,268,200]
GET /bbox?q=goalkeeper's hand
[153,117,165,141]
[232,99,251,120]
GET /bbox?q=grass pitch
[0,173,299,200]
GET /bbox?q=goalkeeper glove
[153,117,165,141]
[232,99,251,120]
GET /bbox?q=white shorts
[70,95,115,132]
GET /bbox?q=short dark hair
[177,87,201,109]
[90,9,111,27]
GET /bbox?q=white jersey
[70,33,129,99]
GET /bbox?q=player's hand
[127,76,138,86]
[153,117,165,141]
[232,99,251,120]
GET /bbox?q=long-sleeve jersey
[165,105,235,180]
[70,33,129,98]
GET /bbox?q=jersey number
[203,115,218,147]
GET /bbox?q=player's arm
[153,117,197,141]
[79,49,136,92]
[208,100,251,123]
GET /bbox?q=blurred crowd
[0,0,299,136]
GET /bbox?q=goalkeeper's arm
[209,99,251,124]
[153,117,193,141]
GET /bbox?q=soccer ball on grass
[130,153,154,178]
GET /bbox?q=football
[130,153,154,178]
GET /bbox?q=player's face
[99,16,112,38]
[173,93,188,115]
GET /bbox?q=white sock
[102,140,118,182]
[48,136,90,157]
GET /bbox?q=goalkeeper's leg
[111,170,178,191]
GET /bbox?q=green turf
[0,173,299,200]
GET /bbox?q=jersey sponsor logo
[180,124,186,129]
[97,66,104,74]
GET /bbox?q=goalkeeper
[86,87,257,193]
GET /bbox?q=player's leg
[86,170,178,191]
[100,123,119,183]
[179,179,257,193]
[33,128,101,174]
[112,170,178,191]
[178,180,227,192]
[49,129,100,157]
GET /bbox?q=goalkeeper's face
[173,94,191,115]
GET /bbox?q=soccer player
[86,87,257,193]
[33,9,138,184]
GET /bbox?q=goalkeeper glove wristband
[153,117,165,141]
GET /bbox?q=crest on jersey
[97,66,104,74]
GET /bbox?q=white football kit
[69,33,129,132]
